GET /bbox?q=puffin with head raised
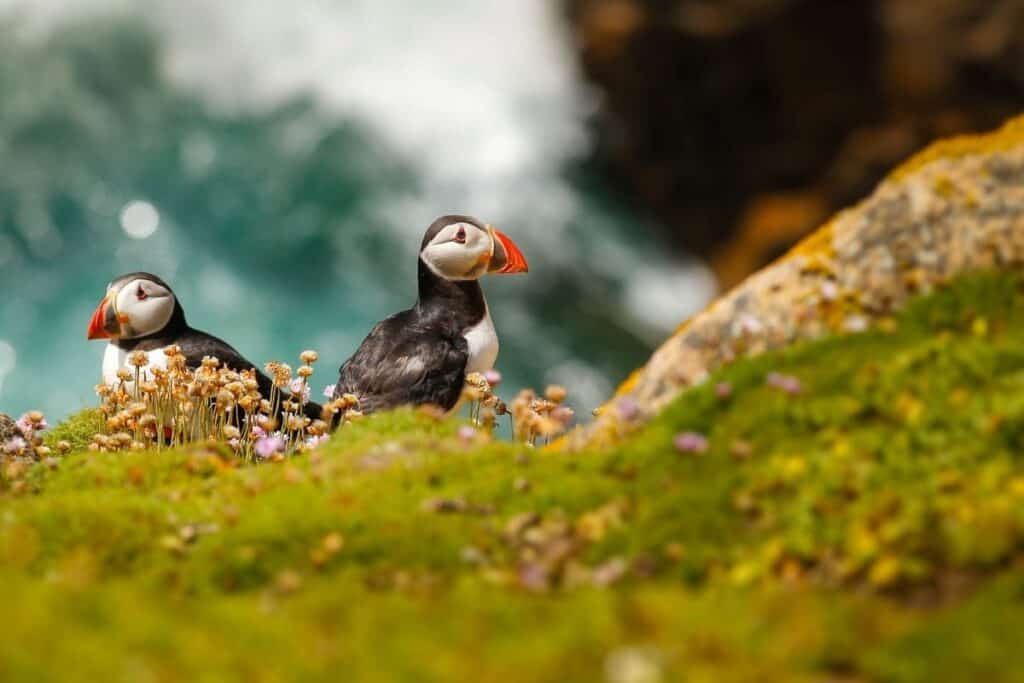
[334,215,528,414]
[87,272,322,420]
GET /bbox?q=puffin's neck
[416,259,487,328]
[113,301,190,351]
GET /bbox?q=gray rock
[0,413,18,443]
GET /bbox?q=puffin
[87,272,323,420]
[334,215,528,413]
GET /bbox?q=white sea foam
[1,0,713,327]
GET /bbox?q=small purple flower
[228,438,240,450]
[674,431,708,454]
[254,434,286,459]
[322,384,337,400]
[519,562,549,591]
[766,372,802,396]
[305,434,329,449]
[735,314,763,336]
[246,415,268,439]
[15,415,34,436]
[3,437,26,454]
[483,369,502,387]
[714,382,733,399]
[289,379,311,403]
[552,406,576,426]
[617,397,640,421]
[15,413,47,434]
[458,425,477,443]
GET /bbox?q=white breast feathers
[102,345,169,388]
[463,308,499,375]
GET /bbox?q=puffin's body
[88,272,322,420]
[335,215,527,413]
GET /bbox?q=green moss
[43,408,103,451]
[5,271,1024,680]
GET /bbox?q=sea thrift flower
[551,406,575,426]
[483,369,502,387]
[15,415,32,435]
[305,434,329,449]
[734,314,763,336]
[545,385,568,403]
[17,412,47,434]
[300,350,319,364]
[289,379,311,402]
[674,432,709,454]
[458,425,477,443]
[4,437,26,454]
[254,435,286,459]
[617,397,640,422]
[322,384,336,400]
[766,372,802,395]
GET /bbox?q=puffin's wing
[179,330,258,373]
[337,315,468,413]
[181,329,323,420]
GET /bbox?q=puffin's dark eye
[136,286,148,301]
[454,226,467,244]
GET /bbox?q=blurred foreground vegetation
[4,271,1024,681]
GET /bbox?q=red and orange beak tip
[494,230,529,274]
[87,300,110,340]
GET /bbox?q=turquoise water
[0,8,713,421]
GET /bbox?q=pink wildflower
[289,379,311,403]
[766,372,802,395]
[254,434,286,459]
[617,397,639,421]
[3,437,26,454]
[673,432,709,454]
[458,425,477,443]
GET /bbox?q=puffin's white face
[87,277,176,340]
[421,221,494,281]
[420,220,529,281]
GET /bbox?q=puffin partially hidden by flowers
[334,215,528,414]
[87,272,322,420]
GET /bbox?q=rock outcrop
[0,414,17,444]
[573,115,1024,447]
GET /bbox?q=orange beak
[87,298,110,340]
[87,291,123,340]
[490,229,529,274]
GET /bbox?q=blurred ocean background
[0,0,715,421]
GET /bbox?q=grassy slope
[5,272,1024,681]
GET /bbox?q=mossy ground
[6,272,1024,681]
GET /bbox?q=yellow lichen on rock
[891,115,1024,181]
